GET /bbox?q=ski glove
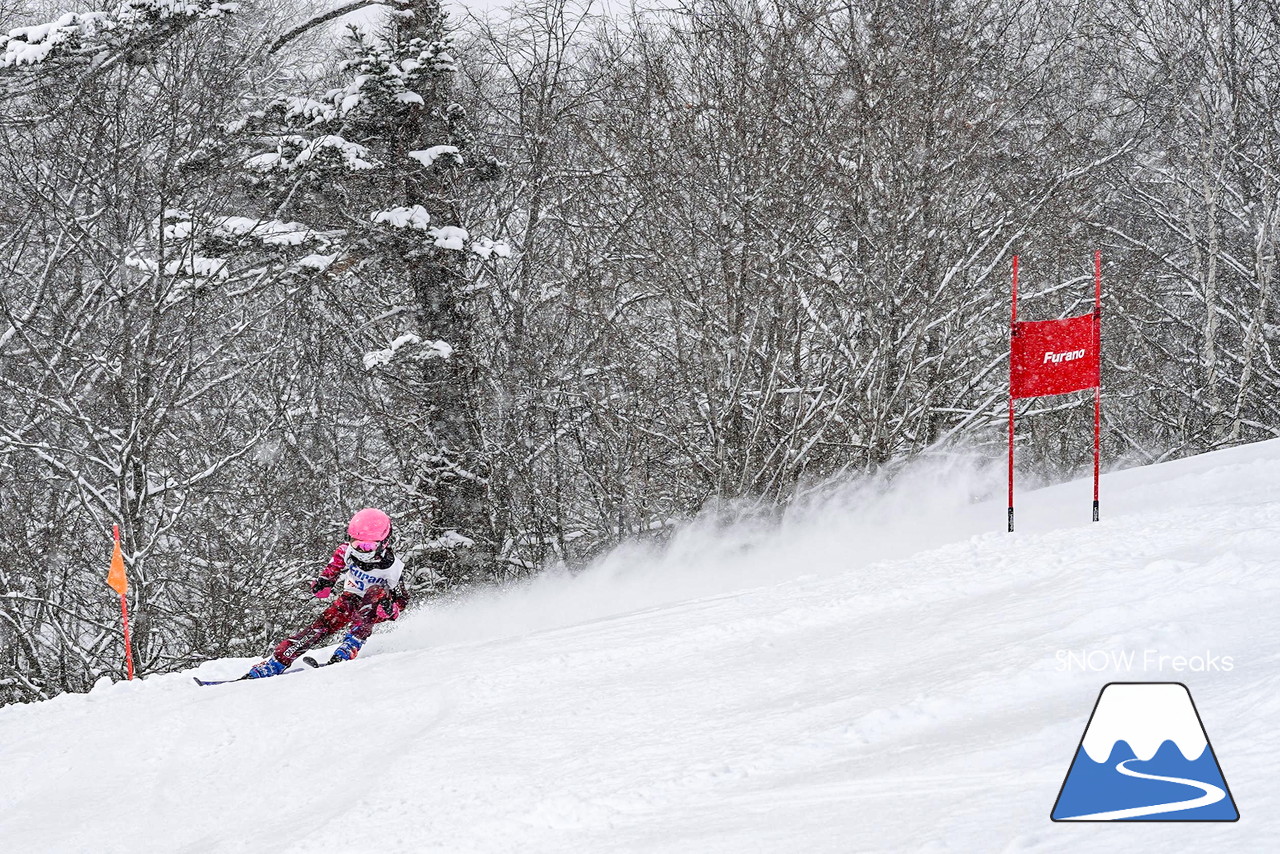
[378,588,409,621]
[375,598,400,621]
[309,576,335,599]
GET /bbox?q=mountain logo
[1051,682,1239,821]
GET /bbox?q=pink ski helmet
[348,507,392,544]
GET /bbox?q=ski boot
[328,633,364,664]
[244,656,287,679]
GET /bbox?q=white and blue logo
[1051,682,1238,821]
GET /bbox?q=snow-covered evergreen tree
[230,0,506,582]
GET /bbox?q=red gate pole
[1093,251,1102,522]
[1009,255,1019,533]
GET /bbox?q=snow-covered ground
[3,442,1277,852]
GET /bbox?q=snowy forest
[1,0,1277,706]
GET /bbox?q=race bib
[342,552,404,595]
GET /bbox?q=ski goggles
[348,540,384,561]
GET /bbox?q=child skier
[244,507,409,678]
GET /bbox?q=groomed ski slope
[3,442,1278,853]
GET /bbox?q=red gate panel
[1010,313,1099,399]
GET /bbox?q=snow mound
[5,441,1280,851]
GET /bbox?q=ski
[192,666,307,687]
[192,676,244,687]
[192,654,347,685]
